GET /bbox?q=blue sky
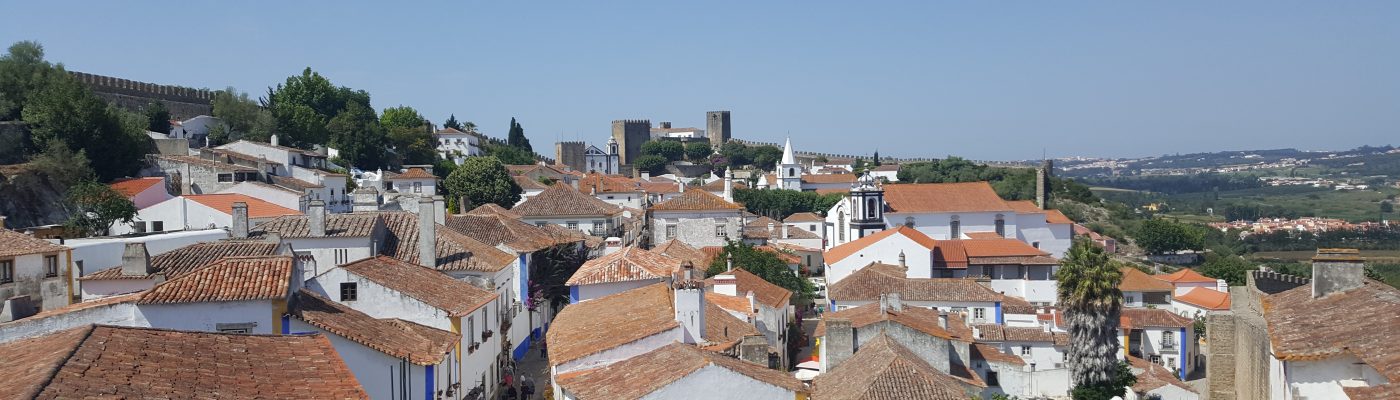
[3,1,1398,160]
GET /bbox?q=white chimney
[417,197,436,268]
[121,243,151,276]
[674,276,706,344]
[726,252,734,272]
[723,168,734,202]
[642,172,650,181]
[714,274,738,296]
[307,200,326,237]
[937,312,948,329]
[1216,279,1228,293]
[433,196,446,225]
[270,134,279,147]
[781,223,789,239]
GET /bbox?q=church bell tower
[848,172,886,239]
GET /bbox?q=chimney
[458,196,469,214]
[121,243,152,276]
[0,215,6,229]
[1036,159,1053,210]
[883,292,903,312]
[270,134,279,147]
[642,171,650,181]
[781,223,789,239]
[824,318,854,371]
[937,312,948,329]
[767,222,775,238]
[418,197,436,268]
[1311,248,1365,298]
[352,187,380,212]
[308,200,326,237]
[713,274,738,296]
[738,334,769,366]
[1216,279,1229,293]
[231,202,249,238]
[723,168,734,203]
[726,252,734,272]
[673,274,706,344]
[898,251,906,268]
[433,196,446,225]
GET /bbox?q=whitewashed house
[434,127,483,164]
[514,183,624,238]
[814,332,981,399]
[1119,308,1196,382]
[113,194,300,235]
[79,240,279,300]
[0,229,71,322]
[826,262,1004,324]
[555,342,805,400]
[136,255,300,335]
[707,268,794,368]
[109,177,172,209]
[577,173,645,210]
[566,246,682,303]
[649,188,746,248]
[1120,267,1175,308]
[215,181,306,212]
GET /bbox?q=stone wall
[1206,270,1294,400]
[69,71,214,120]
[611,119,650,165]
[555,141,586,173]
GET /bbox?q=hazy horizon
[4,1,1397,160]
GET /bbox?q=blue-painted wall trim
[519,254,529,304]
[532,327,542,341]
[994,302,1003,324]
[569,286,579,304]
[1179,327,1188,381]
[424,365,434,400]
[513,339,530,361]
[281,315,290,335]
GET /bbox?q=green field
[1250,250,1400,263]
[1105,185,1400,222]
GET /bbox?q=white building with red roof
[108,177,171,209]
[111,194,301,235]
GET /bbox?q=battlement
[612,119,652,125]
[726,138,1034,167]
[68,71,214,119]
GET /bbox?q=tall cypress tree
[443,114,461,130]
[506,117,532,152]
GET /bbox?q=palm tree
[1057,237,1125,394]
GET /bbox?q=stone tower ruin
[555,141,586,173]
[611,119,651,165]
[706,111,731,147]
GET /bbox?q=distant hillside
[1056,145,1399,179]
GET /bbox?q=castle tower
[612,119,651,165]
[848,172,886,239]
[777,137,802,190]
[706,111,731,147]
[555,141,586,173]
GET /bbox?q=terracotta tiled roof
[0,229,67,258]
[389,167,436,180]
[961,238,1050,258]
[338,256,497,316]
[883,182,1013,213]
[704,268,792,309]
[513,174,551,190]
[814,301,965,342]
[1262,279,1400,390]
[650,239,712,267]
[972,343,1025,366]
[931,241,971,268]
[706,292,756,316]
[1120,308,1193,329]
[467,203,522,218]
[783,212,822,222]
[1128,355,1195,394]
[291,290,458,365]
[650,188,744,211]
[704,300,762,351]
[801,174,856,184]
[252,212,382,238]
[138,255,292,304]
[1006,200,1041,213]
[578,174,642,193]
[1156,268,1218,284]
[963,232,1003,240]
[872,164,901,172]
[971,323,1066,344]
[566,246,684,286]
[639,180,683,194]
[445,212,555,252]
[828,263,1002,303]
[1120,267,1175,292]
[743,219,821,240]
[0,325,366,399]
[698,178,745,191]
[812,333,970,400]
[186,194,301,218]
[82,241,280,280]
[109,177,164,197]
[1045,209,1074,224]
[1174,287,1230,311]
[556,342,804,399]
[377,212,518,272]
[824,226,937,264]
[2,292,143,325]
[547,284,682,366]
[514,183,623,217]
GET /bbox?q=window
[44,255,58,278]
[591,220,605,234]
[666,225,677,239]
[217,173,233,182]
[788,168,796,177]
[1021,346,1032,356]
[1162,331,1176,348]
[809,224,816,231]
[567,221,579,230]
[950,215,961,239]
[987,370,999,386]
[215,322,256,334]
[973,308,986,321]
[1032,241,1041,249]
[865,198,877,219]
[1,260,14,283]
[152,221,164,232]
[536,222,547,227]
[995,214,1006,236]
[468,316,475,343]
[837,212,846,242]
[133,222,147,233]
[715,224,727,237]
[413,182,422,193]
[339,282,358,301]
[334,249,349,264]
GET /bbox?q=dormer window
[950,215,962,239]
[995,214,1006,236]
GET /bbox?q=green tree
[23,71,148,181]
[1133,218,1206,255]
[750,145,784,170]
[1382,200,1393,215]
[263,67,371,149]
[1196,253,1256,286]
[1057,238,1126,397]
[210,87,274,144]
[705,241,814,302]
[506,117,532,152]
[483,142,537,165]
[872,150,881,166]
[0,40,59,121]
[64,181,137,237]
[733,188,843,219]
[443,114,461,130]
[852,157,868,174]
[144,101,171,134]
[633,155,668,175]
[380,105,426,131]
[325,101,388,169]
[444,156,522,209]
[1069,361,1137,400]
[641,140,685,161]
[684,142,712,162]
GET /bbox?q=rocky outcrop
[0,165,73,229]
